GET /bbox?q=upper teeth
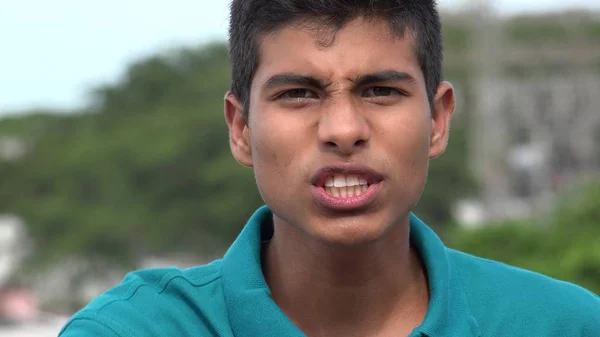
[325,175,368,187]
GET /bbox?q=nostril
[354,139,366,147]
[325,141,337,149]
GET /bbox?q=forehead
[253,17,422,87]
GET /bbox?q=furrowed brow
[352,70,417,87]
[262,73,330,90]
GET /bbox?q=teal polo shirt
[59,206,599,336]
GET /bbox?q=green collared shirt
[59,206,600,336]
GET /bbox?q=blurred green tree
[449,180,600,294]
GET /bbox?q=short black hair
[228,0,443,118]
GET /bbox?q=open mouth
[311,164,383,210]
[323,174,371,198]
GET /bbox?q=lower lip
[312,183,381,211]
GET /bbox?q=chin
[306,214,395,248]
[268,193,412,248]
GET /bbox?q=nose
[317,98,371,156]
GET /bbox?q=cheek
[249,117,300,196]
[250,106,312,173]
[252,131,281,179]
[379,112,430,155]
[377,112,431,181]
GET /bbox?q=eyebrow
[262,73,331,91]
[352,70,417,87]
[262,70,417,91]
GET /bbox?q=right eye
[277,89,319,100]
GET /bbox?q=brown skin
[225,17,454,337]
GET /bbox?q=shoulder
[447,248,600,335]
[59,260,232,337]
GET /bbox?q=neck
[262,216,429,337]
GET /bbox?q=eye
[362,86,405,98]
[278,89,319,100]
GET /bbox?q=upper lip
[311,163,385,187]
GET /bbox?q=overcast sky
[1,0,599,115]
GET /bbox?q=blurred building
[0,216,42,329]
[458,5,600,223]
[472,74,600,221]
[0,216,24,287]
[0,137,27,162]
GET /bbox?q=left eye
[363,87,403,97]
[278,89,318,100]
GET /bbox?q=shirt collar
[408,213,481,337]
[221,206,480,337]
[221,206,303,337]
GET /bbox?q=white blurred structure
[0,216,68,334]
[0,216,24,287]
[454,200,486,228]
[0,316,67,337]
[462,6,600,223]
[0,137,27,162]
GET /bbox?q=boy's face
[226,17,454,246]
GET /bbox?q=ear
[224,92,253,167]
[429,81,455,159]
